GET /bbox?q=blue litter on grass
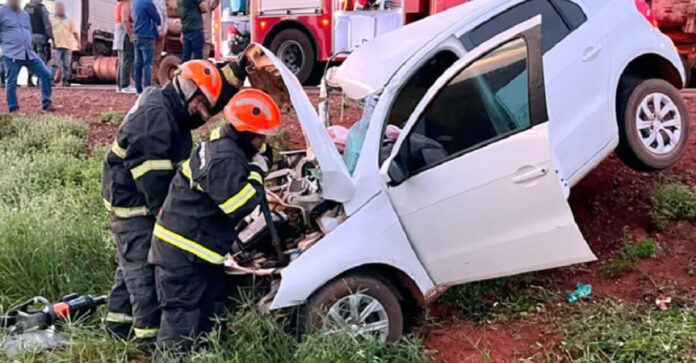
[567,282,592,303]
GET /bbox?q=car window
[393,38,531,176]
[466,0,569,54]
[379,51,459,164]
[550,0,587,30]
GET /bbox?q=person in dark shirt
[178,0,209,62]
[23,0,52,87]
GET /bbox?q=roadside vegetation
[1,115,696,361]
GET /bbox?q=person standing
[115,0,136,93]
[131,0,160,94]
[150,89,280,352]
[152,0,167,85]
[0,0,56,112]
[178,0,208,62]
[49,2,78,87]
[23,0,52,87]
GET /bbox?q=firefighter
[101,59,246,342]
[149,89,281,352]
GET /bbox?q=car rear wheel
[616,78,690,171]
[269,29,315,85]
[303,273,403,342]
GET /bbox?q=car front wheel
[617,78,690,171]
[303,273,404,342]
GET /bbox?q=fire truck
[213,0,470,84]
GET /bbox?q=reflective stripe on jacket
[150,125,263,266]
[101,85,193,219]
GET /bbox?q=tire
[269,29,315,85]
[157,54,181,86]
[616,78,691,171]
[303,273,403,342]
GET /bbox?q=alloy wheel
[323,293,390,342]
[635,92,683,155]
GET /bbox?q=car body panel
[381,16,596,285]
[270,192,435,309]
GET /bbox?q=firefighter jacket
[150,124,264,266]
[101,85,194,219]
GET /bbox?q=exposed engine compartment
[224,151,346,277]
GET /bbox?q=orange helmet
[224,89,282,136]
[176,60,223,106]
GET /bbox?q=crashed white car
[229,0,690,342]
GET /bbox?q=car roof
[331,0,501,99]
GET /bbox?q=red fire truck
[213,0,469,84]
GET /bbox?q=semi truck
[212,0,472,84]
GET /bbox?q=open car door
[380,16,596,286]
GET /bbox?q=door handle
[582,45,602,62]
[512,167,549,184]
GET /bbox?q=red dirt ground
[2,87,696,362]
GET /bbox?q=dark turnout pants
[149,238,227,352]
[106,215,160,341]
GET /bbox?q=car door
[543,0,613,186]
[461,0,612,190]
[380,16,596,286]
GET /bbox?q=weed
[622,237,659,261]
[99,110,126,125]
[651,183,696,229]
[598,258,634,278]
[561,300,696,361]
[598,235,660,278]
[439,274,554,321]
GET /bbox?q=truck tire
[302,273,404,342]
[157,54,181,86]
[616,78,690,171]
[269,29,315,85]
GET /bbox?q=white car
[231,0,690,342]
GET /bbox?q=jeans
[117,34,134,89]
[50,48,72,84]
[0,56,5,87]
[4,57,52,111]
[29,34,49,86]
[134,37,155,93]
[181,30,204,62]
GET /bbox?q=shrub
[651,183,696,229]
[99,110,126,125]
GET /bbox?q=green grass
[598,236,660,278]
[651,183,696,229]
[99,110,126,125]
[439,273,554,322]
[0,115,429,362]
[561,300,696,361]
[0,116,114,307]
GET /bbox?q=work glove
[242,44,291,112]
